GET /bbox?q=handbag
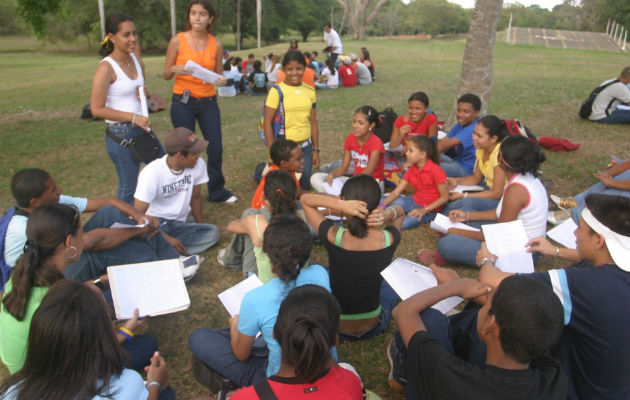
[106,126,162,164]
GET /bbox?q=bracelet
[478,257,496,269]
[131,113,136,125]
[391,207,397,220]
[554,246,560,259]
[146,381,162,390]
[313,148,321,152]
[117,328,133,342]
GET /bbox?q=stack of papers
[381,258,463,314]
[322,178,345,196]
[547,218,577,249]
[108,259,190,319]
[451,184,484,193]
[482,220,534,273]
[430,213,480,235]
[185,60,222,85]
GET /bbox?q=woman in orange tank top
[163,0,236,203]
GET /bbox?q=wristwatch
[478,257,497,269]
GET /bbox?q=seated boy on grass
[437,93,481,178]
[251,138,305,209]
[391,274,567,399]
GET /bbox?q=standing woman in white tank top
[90,13,164,204]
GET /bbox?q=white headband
[581,207,630,272]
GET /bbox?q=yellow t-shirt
[474,143,505,190]
[265,82,316,143]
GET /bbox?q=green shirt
[0,279,49,373]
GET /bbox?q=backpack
[372,108,397,144]
[503,119,538,144]
[258,84,284,145]
[0,206,17,292]
[253,72,266,89]
[579,79,620,120]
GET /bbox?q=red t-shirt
[230,367,363,400]
[338,65,357,87]
[251,164,300,209]
[403,159,446,209]
[394,113,438,143]
[344,133,385,180]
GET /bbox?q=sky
[446,0,565,10]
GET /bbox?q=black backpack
[579,79,619,120]
[373,108,397,144]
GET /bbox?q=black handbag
[106,127,162,164]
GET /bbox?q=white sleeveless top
[496,173,548,239]
[101,53,143,123]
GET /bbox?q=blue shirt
[446,118,478,175]
[238,264,330,377]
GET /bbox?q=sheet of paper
[108,259,190,319]
[185,60,222,85]
[218,275,264,317]
[451,184,484,193]
[322,178,345,196]
[430,213,480,234]
[110,220,148,229]
[547,218,577,249]
[138,86,149,118]
[482,220,534,273]
[381,258,463,314]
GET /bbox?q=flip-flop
[417,248,447,266]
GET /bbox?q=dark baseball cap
[165,127,208,154]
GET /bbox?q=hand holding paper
[481,220,534,273]
[185,60,222,85]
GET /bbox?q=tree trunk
[447,0,503,127]
[336,0,388,40]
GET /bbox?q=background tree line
[3,0,628,50]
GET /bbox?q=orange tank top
[173,32,217,98]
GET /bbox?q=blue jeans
[170,94,232,202]
[442,197,499,214]
[105,124,165,204]
[188,327,268,387]
[314,82,337,90]
[391,303,486,400]
[596,108,630,124]
[158,219,220,255]
[338,280,399,341]
[64,206,179,281]
[570,168,630,222]
[300,141,314,190]
[389,195,436,230]
[439,154,470,178]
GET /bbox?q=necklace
[166,158,184,175]
[114,55,132,67]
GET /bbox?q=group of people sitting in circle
[0,0,628,397]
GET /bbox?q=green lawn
[0,34,628,398]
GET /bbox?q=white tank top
[496,173,548,239]
[102,53,143,123]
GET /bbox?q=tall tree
[449,0,503,125]
[335,0,389,40]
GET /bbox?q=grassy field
[0,33,628,398]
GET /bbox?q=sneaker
[417,248,447,266]
[180,255,203,282]
[191,355,237,397]
[223,195,238,204]
[550,194,577,210]
[387,338,407,393]
[547,210,570,226]
[216,248,227,267]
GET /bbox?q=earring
[65,245,78,260]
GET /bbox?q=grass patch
[0,34,627,398]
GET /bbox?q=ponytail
[263,170,297,216]
[340,175,381,238]
[282,317,331,382]
[263,215,312,283]
[407,135,439,165]
[99,13,134,58]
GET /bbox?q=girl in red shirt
[382,135,449,230]
[311,106,386,193]
[389,92,438,149]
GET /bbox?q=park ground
[0,33,628,398]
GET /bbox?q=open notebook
[107,259,190,319]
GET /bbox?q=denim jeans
[105,123,165,204]
[64,206,179,281]
[391,303,486,400]
[389,195,436,230]
[300,141,314,190]
[570,168,630,222]
[338,280,399,341]
[158,219,220,255]
[170,94,232,202]
[595,108,630,124]
[439,154,470,178]
[222,208,268,276]
[188,327,268,387]
[442,197,499,214]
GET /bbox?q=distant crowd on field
[0,1,629,400]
